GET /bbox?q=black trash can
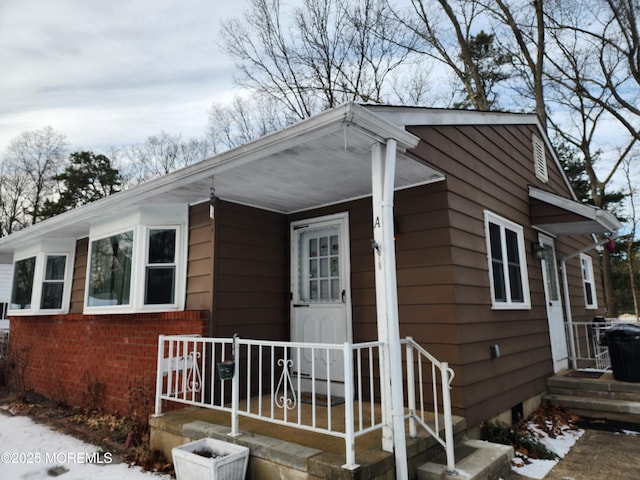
[604,323,640,382]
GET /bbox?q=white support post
[229,336,241,437]
[342,342,359,470]
[371,143,394,453]
[371,139,408,480]
[154,335,165,417]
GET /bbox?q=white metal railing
[155,335,455,472]
[402,337,456,474]
[566,321,612,370]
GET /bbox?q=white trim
[484,211,532,310]
[529,186,621,234]
[290,212,353,343]
[83,206,188,314]
[580,253,598,309]
[8,240,76,316]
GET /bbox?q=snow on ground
[510,422,584,480]
[0,414,171,480]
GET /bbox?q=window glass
[10,257,36,310]
[581,254,597,309]
[41,255,66,309]
[145,229,176,305]
[485,212,530,309]
[489,223,506,302]
[88,231,134,306]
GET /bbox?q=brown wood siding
[186,203,215,322]
[213,201,289,340]
[70,238,88,314]
[405,122,605,427]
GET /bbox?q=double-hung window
[41,255,67,309]
[484,211,531,309]
[580,253,597,309]
[144,228,177,305]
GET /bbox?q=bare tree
[4,126,67,225]
[0,156,31,236]
[118,132,214,185]
[622,156,639,318]
[208,94,293,151]
[542,0,639,313]
[392,0,512,110]
[221,0,415,119]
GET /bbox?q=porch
[150,334,514,479]
[150,399,470,479]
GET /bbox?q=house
[0,103,619,472]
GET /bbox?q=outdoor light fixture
[532,242,546,260]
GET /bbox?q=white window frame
[84,207,187,314]
[580,253,598,309]
[141,225,182,310]
[8,240,75,316]
[484,211,532,310]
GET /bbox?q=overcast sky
[0,0,249,153]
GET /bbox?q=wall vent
[533,134,548,182]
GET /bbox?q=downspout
[560,235,618,370]
[371,139,409,480]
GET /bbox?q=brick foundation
[8,310,208,415]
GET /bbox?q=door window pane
[298,226,341,302]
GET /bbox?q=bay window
[85,216,185,313]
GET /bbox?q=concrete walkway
[504,428,640,480]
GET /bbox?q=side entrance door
[290,213,352,395]
[539,234,569,372]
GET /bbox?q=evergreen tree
[38,151,122,220]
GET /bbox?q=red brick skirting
[7,311,208,415]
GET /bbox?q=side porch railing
[154,335,455,471]
[565,320,612,370]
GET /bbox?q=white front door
[539,234,568,372]
[291,213,351,394]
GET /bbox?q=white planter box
[172,438,250,480]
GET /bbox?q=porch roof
[0,102,445,253]
[529,186,621,236]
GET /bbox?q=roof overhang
[529,186,621,236]
[0,102,445,254]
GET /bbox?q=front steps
[150,406,515,480]
[544,370,640,424]
[417,440,513,480]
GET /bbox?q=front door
[290,213,351,394]
[539,234,568,372]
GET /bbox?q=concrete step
[547,374,640,402]
[544,393,640,424]
[416,439,513,480]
